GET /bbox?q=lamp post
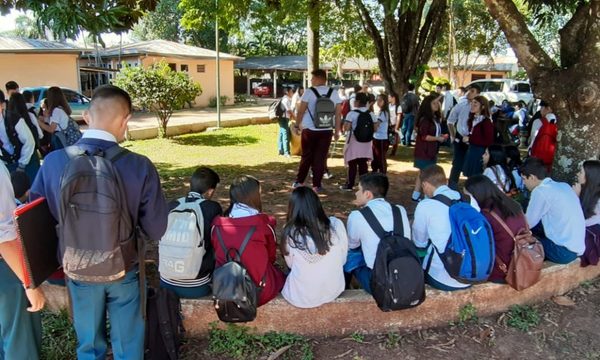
[215,0,221,128]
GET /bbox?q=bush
[208,95,229,108]
[234,93,249,104]
[507,305,540,332]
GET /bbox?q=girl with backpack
[371,94,390,174]
[411,95,447,201]
[211,175,286,306]
[573,160,600,266]
[482,145,516,193]
[5,93,40,181]
[280,187,348,308]
[462,96,495,178]
[36,87,72,151]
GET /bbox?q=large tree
[483,0,599,179]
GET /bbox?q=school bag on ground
[58,145,135,282]
[486,211,544,290]
[581,224,600,267]
[431,195,495,283]
[530,117,557,167]
[268,99,285,120]
[159,194,206,280]
[361,205,425,311]
[212,226,259,322]
[144,287,184,360]
[352,110,375,143]
[308,87,335,129]
[54,116,83,148]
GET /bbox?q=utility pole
[215,0,222,128]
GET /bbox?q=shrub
[208,95,229,108]
[507,305,540,332]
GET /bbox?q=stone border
[41,261,600,337]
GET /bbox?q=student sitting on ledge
[520,157,585,264]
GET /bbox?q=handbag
[55,117,82,148]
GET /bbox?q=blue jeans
[160,279,211,299]
[0,260,42,360]
[344,248,372,294]
[67,268,144,360]
[278,118,290,155]
[401,114,415,145]
[538,235,577,264]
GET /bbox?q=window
[491,74,503,79]
[515,83,531,93]
[168,63,177,71]
[180,64,189,72]
[63,90,82,104]
[197,64,206,73]
[485,81,503,92]
[471,74,486,81]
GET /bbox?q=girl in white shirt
[574,160,600,227]
[371,94,390,174]
[281,186,348,308]
[482,145,515,193]
[36,87,71,150]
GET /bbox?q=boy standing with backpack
[277,87,293,158]
[159,166,223,298]
[30,85,168,360]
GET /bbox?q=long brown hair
[225,175,262,215]
[46,87,72,116]
[471,95,490,118]
[416,94,441,129]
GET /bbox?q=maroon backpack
[580,224,600,267]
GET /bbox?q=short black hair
[5,81,19,91]
[467,84,481,93]
[459,86,466,92]
[359,173,389,198]
[10,171,30,199]
[353,84,362,93]
[407,83,416,91]
[520,157,548,180]
[190,166,220,194]
[311,69,327,80]
[354,92,368,107]
[91,85,132,113]
[22,90,34,103]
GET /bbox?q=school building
[427,55,520,87]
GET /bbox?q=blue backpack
[428,194,495,283]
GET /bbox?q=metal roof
[0,35,83,53]
[100,39,243,61]
[235,56,381,72]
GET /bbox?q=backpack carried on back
[144,287,184,360]
[430,195,495,283]
[268,99,285,120]
[308,87,336,129]
[361,205,425,311]
[58,145,135,282]
[212,226,259,323]
[486,211,544,291]
[530,117,557,167]
[352,110,374,143]
[159,194,206,280]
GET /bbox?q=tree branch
[558,2,590,68]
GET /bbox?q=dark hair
[190,166,220,194]
[225,175,262,215]
[377,93,389,122]
[354,92,368,107]
[419,164,447,188]
[22,90,34,104]
[367,93,376,112]
[580,160,600,220]
[5,81,18,91]
[416,94,441,129]
[311,69,327,80]
[359,173,389,198]
[467,84,481,93]
[520,157,548,180]
[444,84,451,90]
[353,84,362,93]
[0,90,5,103]
[10,170,30,200]
[459,86,466,93]
[46,87,72,116]
[7,93,32,129]
[282,187,332,256]
[91,85,132,113]
[470,95,490,118]
[389,93,399,105]
[465,175,522,218]
[505,145,522,170]
[407,83,416,91]
[486,145,516,189]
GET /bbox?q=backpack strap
[432,194,453,207]
[325,87,334,98]
[215,226,257,262]
[310,87,321,98]
[359,204,404,239]
[103,145,129,163]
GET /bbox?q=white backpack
[159,194,206,280]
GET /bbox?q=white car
[466,79,533,106]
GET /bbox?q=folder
[13,197,60,288]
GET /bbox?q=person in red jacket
[211,175,286,306]
[462,96,495,178]
[529,101,558,172]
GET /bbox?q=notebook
[14,197,60,288]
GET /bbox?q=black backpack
[362,205,425,311]
[212,226,259,323]
[144,287,184,360]
[352,110,374,142]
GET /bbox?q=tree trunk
[307,0,320,75]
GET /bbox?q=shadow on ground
[172,133,260,147]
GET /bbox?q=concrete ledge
[41,261,600,337]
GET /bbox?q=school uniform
[0,162,42,359]
[346,198,411,294]
[30,129,169,360]
[412,185,472,291]
[388,104,400,156]
[413,116,441,169]
[211,204,286,306]
[282,217,348,308]
[278,95,292,156]
[48,107,70,150]
[342,108,375,188]
[447,99,471,188]
[462,115,494,178]
[371,110,389,173]
[526,178,586,264]
[295,86,342,189]
[484,165,512,192]
[0,111,38,181]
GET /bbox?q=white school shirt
[26,103,44,139]
[347,198,411,269]
[412,185,474,289]
[526,178,586,255]
[0,114,35,168]
[586,200,600,227]
[49,107,70,131]
[389,104,398,126]
[447,98,471,137]
[0,162,16,244]
[281,95,292,118]
[373,110,389,140]
[282,217,348,308]
[344,107,377,130]
[442,91,455,116]
[483,165,511,192]
[300,86,342,131]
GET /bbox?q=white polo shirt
[347,198,411,269]
[300,86,342,131]
[0,162,16,244]
[526,178,586,255]
[447,98,471,137]
[373,110,389,140]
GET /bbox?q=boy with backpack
[30,85,169,360]
[159,166,223,298]
[412,165,492,291]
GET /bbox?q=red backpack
[531,117,557,168]
[341,100,351,119]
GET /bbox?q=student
[36,86,71,150]
[211,175,285,306]
[30,85,169,360]
[345,173,411,294]
[293,70,342,192]
[280,186,348,308]
[482,145,516,193]
[400,83,420,146]
[7,93,41,181]
[520,157,585,264]
[278,87,293,157]
[371,94,390,174]
[291,86,304,119]
[388,93,401,156]
[22,90,44,144]
[160,166,223,298]
[529,100,557,171]
[462,95,495,178]
[464,175,528,283]
[412,94,447,201]
[10,170,30,205]
[349,84,362,111]
[505,145,524,191]
[4,81,19,97]
[441,84,456,120]
[0,161,44,359]
[412,165,472,291]
[340,92,375,191]
[573,160,600,228]
[0,91,36,177]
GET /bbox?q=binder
[13,197,60,288]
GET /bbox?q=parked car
[21,86,90,120]
[465,79,533,106]
[253,82,278,97]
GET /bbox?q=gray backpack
[58,145,135,282]
[308,87,336,129]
